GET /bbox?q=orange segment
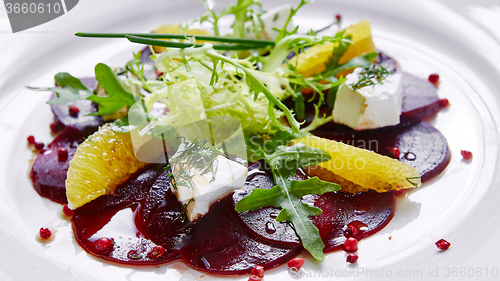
[287,19,377,78]
[65,124,149,209]
[291,135,421,193]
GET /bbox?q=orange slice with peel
[291,135,421,193]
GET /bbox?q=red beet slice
[313,121,450,182]
[231,162,301,246]
[135,172,190,249]
[30,126,87,204]
[231,162,395,254]
[172,196,302,274]
[72,165,179,265]
[309,191,395,252]
[136,169,302,274]
[50,77,103,135]
[399,72,442,123]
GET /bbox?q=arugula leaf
[238,132,341,261]
[246,128,308,160]
[87,63,137,116]
[266,143,330,177]
[27,72,92,105]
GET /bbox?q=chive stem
[75,32,274,46]
[125,35,266,51]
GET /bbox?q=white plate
[1,0,500,280]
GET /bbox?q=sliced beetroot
[231,162,301,246]
[71,164,179,265]
[136,169,302,274]
[172,196,302,274]
[313,121,450,182]
[399,72,442,123]
[231,162,395,254]
[309,191,395,252]
[135,172,190,249]
[30,126,87,204]
[50,77,103,135]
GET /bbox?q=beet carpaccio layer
[29,56,450,274]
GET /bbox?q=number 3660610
[5,2,62,14]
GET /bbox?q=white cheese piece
[170,145,248,222]
[244,5,293,40]
[332,68,403,130]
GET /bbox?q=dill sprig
[167,138,224,190]
[350,64,390,90]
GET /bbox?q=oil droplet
[404,152,416,161]
[269,213,278,219]
[354,210,365,215]
[265,221,276,234]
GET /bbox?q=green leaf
[87,63,137,116]
[27,72,92,105]
[234,184,282,212]
[229,0,261,38]
[236,139,338,261]
[245,129,308,160]
[267,143,331,177]
[289,176,341,198]
[293,93,305,120]
[322,32,352,77]
[329,52,378,77]
[235,173,340,261]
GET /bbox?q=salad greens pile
[29,0,382,261]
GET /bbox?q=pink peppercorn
[344,237,358,252]
[389,147,400,159]
[439,98,449,107]
[39,227,52,239]
[57,148,68,161]
[428,73,439,86]
[27,135,36,145]
[346,254,358,263]
[461,150,473,160]
[34,142,44,150]
[287,257,305,269]
[252,265,264,278]
[62,204,74,216]
[248,275,261,281]
[435,239,451,250]
[68,106,80,117]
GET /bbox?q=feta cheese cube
[332,68,403,130]
[170,145,248,222]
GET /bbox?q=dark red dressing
[72,164,180,265]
